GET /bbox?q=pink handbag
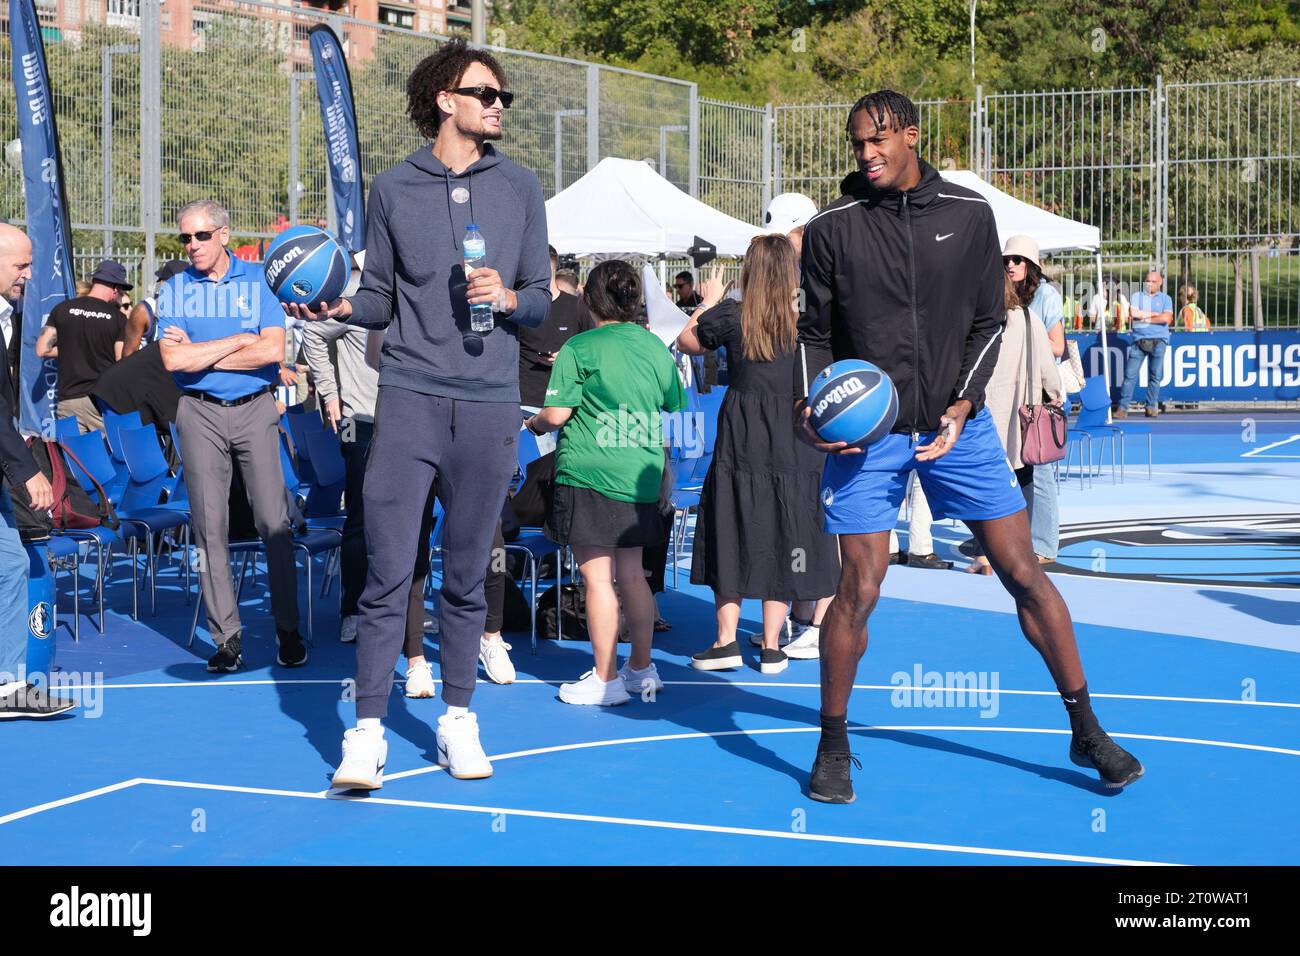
[1018,310,1068,465]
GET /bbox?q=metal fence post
[288,76,300,225]
[688,83,699,198]
[140,0,162,282]
[1153,73,1163,271]
[761,102,773,212]
[586,65,600,172]
[972,85,982,174]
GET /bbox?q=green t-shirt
[544,321,689,503]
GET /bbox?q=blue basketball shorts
[820,406,1026,535]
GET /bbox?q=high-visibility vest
[1181,303,1209,332]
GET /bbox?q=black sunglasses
[450,85,514,109]
[179,230,219,244]
[1003,255,1027,266]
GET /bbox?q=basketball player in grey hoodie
[288,40,550,788]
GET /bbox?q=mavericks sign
[1069,331,1300,402]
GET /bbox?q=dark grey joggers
[354,385,518,717]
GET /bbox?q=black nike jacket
[796,159,1006,435]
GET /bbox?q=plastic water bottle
[24,543,55,684]
[463,224,494,333]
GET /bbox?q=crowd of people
[0,41,1147,804]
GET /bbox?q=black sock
[818,712,849,753]
[792,614,813,626]
[1061,683,1102,739]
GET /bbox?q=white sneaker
[436,712,493,779]
[785,623,821,660]
[479,635,516,684]
[340,614,358,644]
[404,660,437,698]
[558,670,631,706]
[618,660,664,695]
[332,727,387,791]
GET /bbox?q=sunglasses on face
[450,85,514,109]
[674,283,688,290]
[1004,255,1027,266]
[179,230,219,244]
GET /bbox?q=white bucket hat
[1002,234,1041,268]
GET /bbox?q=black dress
[689,300,839,600]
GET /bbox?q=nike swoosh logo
[1063,697,1077,704]
[936,233,955,241]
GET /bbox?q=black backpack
[9,438,119,543]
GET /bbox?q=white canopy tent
[545,157,763,258]
[939,170,1110,389]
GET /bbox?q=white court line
[61,678,1300,710]
[0,778,146,826]
[11,721,1300,865]
[22,774,1177,867]
[1242,435,1300,458]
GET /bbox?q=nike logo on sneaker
[936,233,955,241]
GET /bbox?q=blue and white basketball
[263,225,349,306]
[808,359,898,447]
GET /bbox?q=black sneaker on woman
[207,636,243,673]
[759,647,788,675]
[276,628,309,668]
[691,641,743,671]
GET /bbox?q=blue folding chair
[58,431,129,633]
[54,416,81,443]
[301,427,347,519]
[1071,377,1122,484]
[119,425,190,617]
[102,408,143,464]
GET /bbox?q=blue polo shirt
[155,251,282,400]
[1130,290,1173,342]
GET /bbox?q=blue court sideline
[3,413,1298,865]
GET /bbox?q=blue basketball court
[3,412,1298,866]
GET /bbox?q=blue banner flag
[308,25,365,254]
[9,0,75,437]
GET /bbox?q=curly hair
[406,38,508,140]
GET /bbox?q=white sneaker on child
[479,635,516,684]
[405,660,437,698]
[618,660,664,694]
[559,670,631,706]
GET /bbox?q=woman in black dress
[675,237,839,674]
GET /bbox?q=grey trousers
[175,392,299,643]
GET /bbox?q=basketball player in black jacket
[795,92,1142,803]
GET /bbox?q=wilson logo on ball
[807,359,898,448]
[262,225,348,306]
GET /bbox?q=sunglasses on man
[450,85,515,109]
[179,229,221,244]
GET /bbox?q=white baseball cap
[762,193,818,235]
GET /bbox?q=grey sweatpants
[175,392,299,643]
[354,385,518,717]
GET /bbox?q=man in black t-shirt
[517,246,595,451]
[35,259,130,433]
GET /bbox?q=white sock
[0,680,24,698]
[445,705,468,718]
[356,718,382,734]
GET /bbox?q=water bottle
[463,224,494,333]
[24,542,55,685]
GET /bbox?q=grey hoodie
[347,144,551,403]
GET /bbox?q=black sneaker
[810,749,861,804]
[907,552,953,570]
[276,628,309,668]
[1070,731,1144,788]
[691,641,744,671]
[207,636,243,673]
[759,647,788,675]
[888,551,906,566]
[0,683,76,719]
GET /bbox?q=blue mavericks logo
[29,601,52,639]
[1052,513,1300,588]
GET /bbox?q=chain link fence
[2,3,1298,327]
